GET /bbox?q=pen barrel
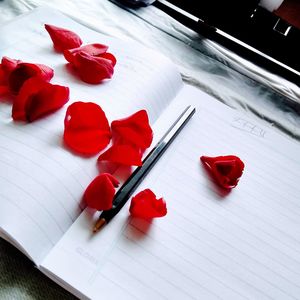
[100,142,166,223]
[99,106,196,224]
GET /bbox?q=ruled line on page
[0,192,55,246]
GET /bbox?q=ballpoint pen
[93,105,196,232]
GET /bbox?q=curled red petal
[12,77,69,122]
[83,173,119,210]
[8,62,54,95]
[64,101,109,130]
[101,52,117,67]
[72,52,114,84]
[0,66,7,94]
[1,56,21,78]
[63,101,111,155]
[0,86,9,96]
[111,110,153,149]
[45,24,83,52]
[129,189,167,219]
[63,43,109,64]
[64,129,111,156]
[98,144,143,166]
[200,155,245,189]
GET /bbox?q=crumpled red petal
[200,155,245,189]
[12,77,69,122]
[63,43,109,64]
[111,110,153,149]
[63,101,111,155]
[45,24,83,52]
[1,56,20,78]
[0,57,53,95]
[83,173,119,210]
[71,51,115,84]
[129,189,167,219]
[98,144,143,166]
[0,86,9,96]
[63,43,116,84]
[8,62,54,95]
[0,65,9,95]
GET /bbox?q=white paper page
[41,85,300,299]
[0,7,182,264]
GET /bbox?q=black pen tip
[93,218,106,233]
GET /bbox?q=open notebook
[1,7,300,300]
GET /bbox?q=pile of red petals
[83,173,119,210]
[0,56,69,122]
[79,109,156,212]
[0,56,54,95]
[64,43,116,84]
[129,189,167,219]
[98,110,153,166]
[200,155,245,189]
[44,24,116,84]
[63,101,111,156]
[45,24,83,52]
[42,24,164,220]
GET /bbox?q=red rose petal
[72,52,115,84]
[12,77,69,122]
[98,144,143,166]
[111,110,153,149]
[83,173,119,210]
[101,52,117,67]
[63,43,116,84]
[8,62,54,95]
[63,101,111,155]
[0,68,5,93]
[129,189,167,219]
[26,83,69,122]
[63,43,109,64]
[200,155,245,189]
[0,86,9,95]
[45,24,83,52]
[1,56,20,77]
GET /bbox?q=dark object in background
[163,0,300,81]
[114,0,155,7]
[111,0,300,86]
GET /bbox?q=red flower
[0,56,54,95]
[63,43,116,84]
[200,155,245,189]
[63,101,111,155]
[98,144,143,166]
[129,189,167,219]
[83,173,119,210]
[12,77,69,122]
[111,110,153,149]
[45,24,83,52]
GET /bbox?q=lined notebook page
[41,86,300,299]
[0,7,182,264]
